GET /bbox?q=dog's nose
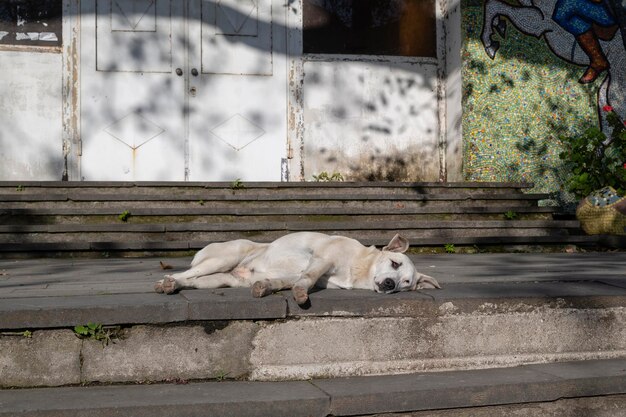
[378,278,396,292]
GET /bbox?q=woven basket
[576,187,626,235]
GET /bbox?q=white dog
[155,232,440,304]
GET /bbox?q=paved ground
[1,252,625,298]
[1,252,625,329]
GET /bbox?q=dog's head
[373,234,440,293]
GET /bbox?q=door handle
[191,68,199,77]
[175,68,183,76]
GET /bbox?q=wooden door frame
[62,0,81,181]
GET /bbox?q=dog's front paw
[416,274,441,289]
[155,276,178,294]
[252,279,272,298]
[292,286,309,305]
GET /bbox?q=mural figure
[480,0,625,129]
[552,0,617,83]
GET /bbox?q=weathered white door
[80,0,287,181]
[187,0,288,180]
[80,0,187,181]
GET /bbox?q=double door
[80,0,287,180]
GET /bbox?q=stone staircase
[1,181,625,416]
[0,181,595,256]
[2,252,626,416]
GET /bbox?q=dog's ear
[413,272,441,290]
[383,234,409,253]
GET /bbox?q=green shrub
[312,172,344,182]
[559,107,626,199]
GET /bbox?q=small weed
[118,210,131,222]
[215,370,230,381]
[1,330,32,338]
[504,210,518,220]
[74,323,122,347]
[231,179,245,190]
[164,377,188,385]
[198,200,205,206]
[444,243,456,254]
[312,171,344,182]
[15,185,24,192]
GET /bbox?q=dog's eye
[391,260,402,270]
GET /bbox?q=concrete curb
[2,280,626,329]
[2,293,626,387]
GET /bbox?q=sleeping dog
[155,232,440,304]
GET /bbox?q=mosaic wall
[461,0,625,205]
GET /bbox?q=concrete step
[1,359,625,417]
[0,210,555,223]
[0,236,602,256]
[0,232,583,248]
[0,181,593,255]
[0,220,581,234]
[0,199,546,212]
[0,191,548,202]
[3,233,593,255]
[0,180,534,194]
[1,253,625,388]
[0,181,545,204]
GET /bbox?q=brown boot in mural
[576,30,610,84]
[592,22,619,41]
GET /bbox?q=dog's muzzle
[377,278,396,293]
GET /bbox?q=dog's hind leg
[178,273,249,290]
[155,260,239,294]
[156,273,249,294]
[169,240,264,281]
[166,256,242,281]
[155,243,261,293]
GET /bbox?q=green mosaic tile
[462,2,602,206]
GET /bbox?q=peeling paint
[61,0,81,180]
[0,1,62,49]
[15,32,58,42]
[286,0,305,181]
[287,60,305,180]
[302,58,441,181]
[437,0,449,182]
[16,13,26,27]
